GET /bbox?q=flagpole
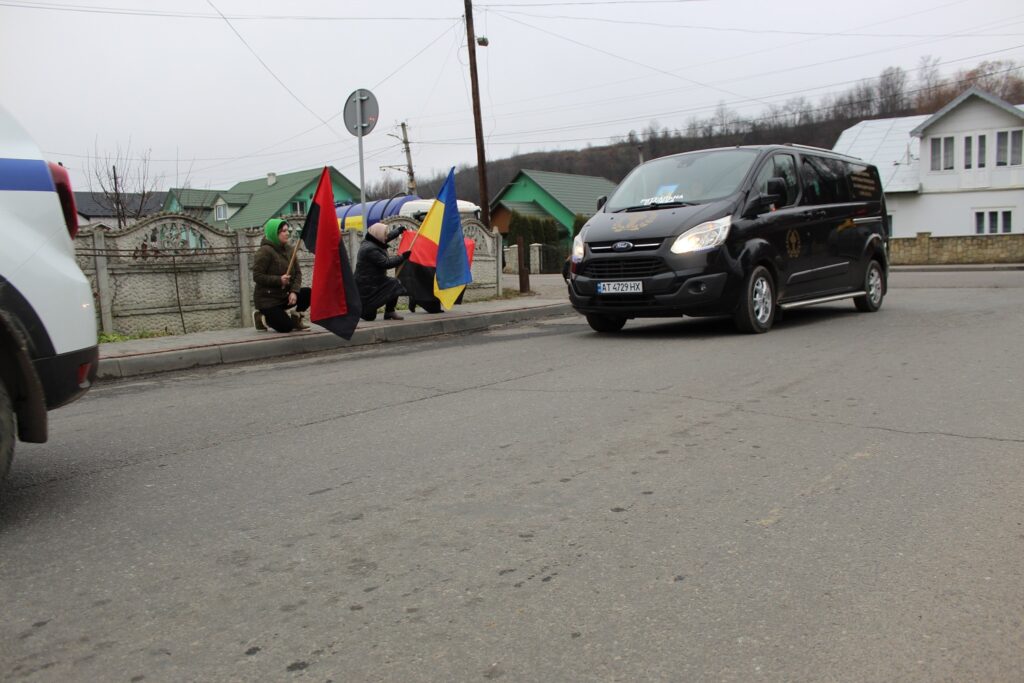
[284,237,301,280]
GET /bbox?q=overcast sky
[2,0,1022,197]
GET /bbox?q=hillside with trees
[379,58,1022,206]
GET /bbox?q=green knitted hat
[264,218,288,246]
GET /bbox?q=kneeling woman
[252,219,310,332]
[355,222,410,321]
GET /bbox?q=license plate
[597,280,642,294]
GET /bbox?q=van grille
[581,257,667,279]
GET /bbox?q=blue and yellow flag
[408,168,472,310]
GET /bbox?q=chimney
[267,173,277,186]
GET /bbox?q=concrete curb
[98,303,575,380]
[890,264,1024,272]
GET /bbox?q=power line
[493,10,775,108]
[0,1,457,21]
[494,8,1024,38]
[205,0,341,140]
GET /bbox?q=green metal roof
[166,188,225,209]
[496,200,553,220]
[218,192,252,205]
[493,169,617,217]
[222,167,361,229]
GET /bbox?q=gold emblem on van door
[611,214,656,233]
[786,228,801,258]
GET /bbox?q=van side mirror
[744,177,786,217]
[596,195,607,211]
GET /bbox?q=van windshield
[606,148,759,212]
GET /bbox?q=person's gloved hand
[401,251,412,261]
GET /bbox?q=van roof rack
[782,142,860,160]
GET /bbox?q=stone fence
[889,232,1024,265]
[76,213,502,336]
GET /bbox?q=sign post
[343,89,379,226]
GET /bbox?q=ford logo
[612,241,633,252]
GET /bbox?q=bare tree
[86,140,164,229]
[364,174,410,200]
[877,66,909,115]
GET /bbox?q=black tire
[733,265,776,334]
[854,259,885,312]
[586,313,626,333]
[0,380,14,485]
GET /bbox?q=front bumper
[569,267,733,318]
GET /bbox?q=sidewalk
[97,274,573,380]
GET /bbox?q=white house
[833,87,1023,238]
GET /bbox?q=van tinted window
[800,156,850,205]
[848,163,882,201]
[752,154,799,207]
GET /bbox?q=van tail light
[47,162,79,239]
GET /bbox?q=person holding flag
[354,222,411,321]
[252,219,310,333]
[396,167,473,312]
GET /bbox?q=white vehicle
[0,105,98,484]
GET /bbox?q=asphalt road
[2,271,1023,682]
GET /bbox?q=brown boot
[290,313,309,330]
[253,311,267,331]
[383,311,404,321]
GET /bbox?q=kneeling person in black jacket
[355,222,411,321]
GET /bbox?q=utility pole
[384,122,418,196]
[399,122,416,196]
[464,0,490,229]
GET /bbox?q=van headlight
[571,232,585,262]
[670,216,731,254]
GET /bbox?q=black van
[567,144,888,333]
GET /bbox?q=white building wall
[886,189,1022,237]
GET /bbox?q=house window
[215,204,227,221]
[290,200,306,214]
[930,136,954,171]
[975,210,1013,234]
[994,130,1021,166]
[964,137,972,169]
[978,134,986,168]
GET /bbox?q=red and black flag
[302,168,361,340]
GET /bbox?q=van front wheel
[0,380,14,485]
[586,314,626,333]
[734,266,775,334]
[854,260,885,312]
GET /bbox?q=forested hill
[420,116,856,206]
[398,59,1023,207]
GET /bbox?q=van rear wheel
[0,380,14,485]
[854,260,885,312]
[586,313,626,333]
[734,265,775,334]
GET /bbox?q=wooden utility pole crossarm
[464,0,491,229]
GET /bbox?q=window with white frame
[974,209,1013,234]
[290,200,306,214]
[964,137,972,169]
[215,204,227,221]
[978,134,987,168]
[930,136,954,171]
[995,129,1023,167]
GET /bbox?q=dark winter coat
[354,228,407,310]
[252,237,302,310]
